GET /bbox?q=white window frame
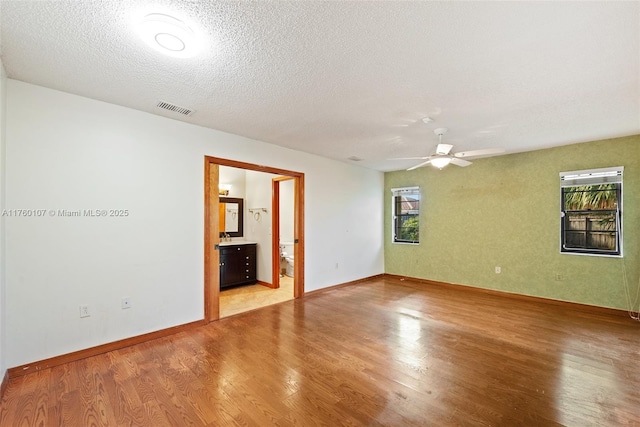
[559,166,623,257]
[391,186,420,245]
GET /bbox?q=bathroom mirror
[219,197,244,237]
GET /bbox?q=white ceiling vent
[156,101,195,116]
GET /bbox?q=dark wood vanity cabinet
[220,244,257,289]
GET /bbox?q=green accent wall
[385,135,640,310]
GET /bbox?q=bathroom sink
[219,240,257,246]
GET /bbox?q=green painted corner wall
[384,135,640,310]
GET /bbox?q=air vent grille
[156,101,195,116]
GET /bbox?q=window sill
[560,250,622,258]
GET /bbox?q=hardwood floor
[1,276,639,426]
[220,276,294,318]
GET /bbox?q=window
[391,186,420,244]
[560,167,623,257]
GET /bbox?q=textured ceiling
[1,1,638,171]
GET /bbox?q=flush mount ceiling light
[136,13,201,58]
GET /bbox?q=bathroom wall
[244,171,277,283]
[219,166,246,199]
[279,179,295,245]
[219,165,247,241]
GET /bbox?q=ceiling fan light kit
[390,127,505,171]
[430,156,452,169]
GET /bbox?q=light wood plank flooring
[220,276,294,318]
[1,276,639,426]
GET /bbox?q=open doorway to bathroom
[216,169,295,317]
[204,156,304,322]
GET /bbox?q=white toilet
[281,242,294,277]
[285,254,294,277]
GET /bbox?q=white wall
[219,166,247,240]
[280,179,295,244]
[0,58,7,380]
[244,170,277,283]
[219,166,246,199]
[4,80,385,367]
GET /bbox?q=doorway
[204,156,305,322]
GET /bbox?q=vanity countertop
[219,240,257,246]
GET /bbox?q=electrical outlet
[121,297,131,309]
[79,305,90,318]
[495,266,502,274]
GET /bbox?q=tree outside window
[560,168,623,257]
[391,187,420,244]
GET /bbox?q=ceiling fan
[394,128,505,170]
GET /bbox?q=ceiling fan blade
[436,143,454,155]
[454,148,505,158]
[407,159,432,171]
[387,156,430,161]
[450,158,472,167]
